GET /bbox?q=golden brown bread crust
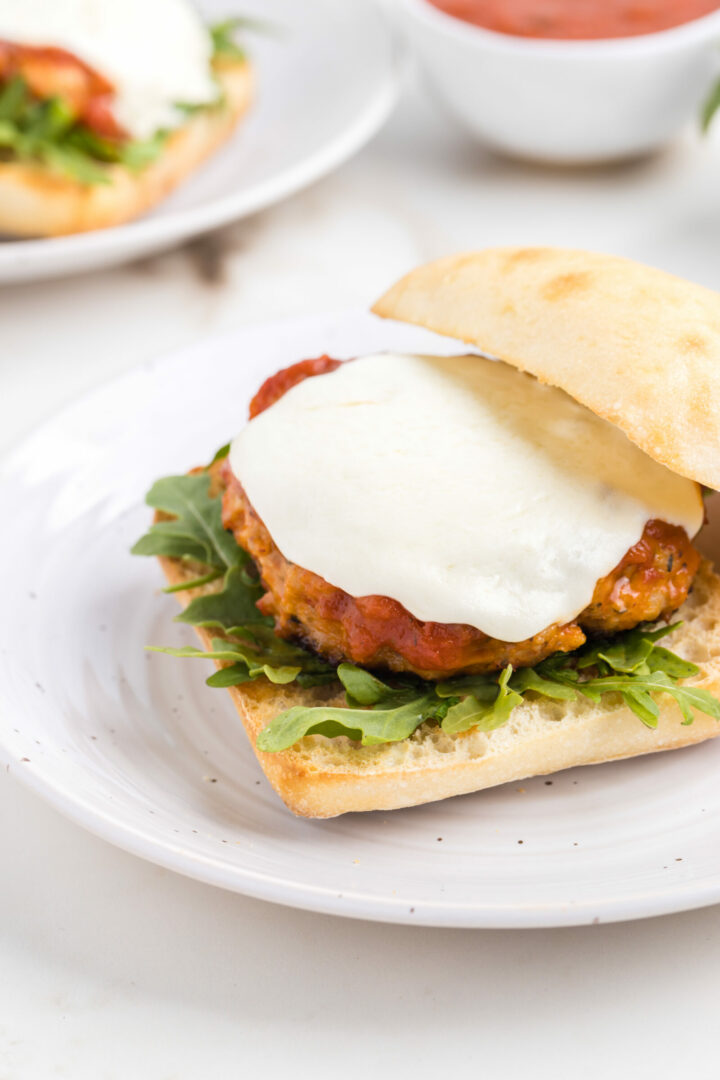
[0,58,252,237]
[372,247,720,491]
[156,548,720,819]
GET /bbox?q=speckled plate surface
[2,310,720,928]
[0,0,400,284]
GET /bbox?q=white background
[3,57,720,1079]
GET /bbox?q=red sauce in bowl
[425,0,720,39]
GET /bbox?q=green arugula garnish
[210,18,249,61]
[256,688,446,751]
[131,471,276,633]
[65,126,167,171]
[150,624,334,686]
[527,624,720,728]
[441,666,522,735]
[176,565,269,628]
[508,666,577,700]
[131,472,244,569]
[0,75,168,184]
[210,16,276,61]
[163,569,224,594]
[337,662,413,706]
[701,75,720,133]
[148,637,303,686]
[132,467,335,690]
[134,456,720,752]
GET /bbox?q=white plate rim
[6,743,720,928]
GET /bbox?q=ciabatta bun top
[372,248,720,491]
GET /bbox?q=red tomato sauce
[249,355,343,419]
[425,0,720,39]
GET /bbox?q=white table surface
[4,64,720,1079]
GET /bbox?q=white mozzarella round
[230,353,703,642]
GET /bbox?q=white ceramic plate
[3,310,720,929]
[0,0,400,284]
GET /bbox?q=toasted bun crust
[158,552,720,818]
[372,248,720,491]
[0,59,252,237]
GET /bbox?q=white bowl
[392,0,720,162]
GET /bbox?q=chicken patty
[220,356,701,679]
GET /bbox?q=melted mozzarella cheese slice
[0,0,219,139]
[230,353,703,642]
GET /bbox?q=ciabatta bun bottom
[0,60,252,237]
[157,554,720,818]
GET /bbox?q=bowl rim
[396,0,720,56]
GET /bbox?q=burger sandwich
[133,248,720,817]
[0,0,252,236]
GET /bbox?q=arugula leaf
[621,688,660,728]
[438,695,488,735]
[509,666,577,701]
[336,663,409,706]
[131,530,211,564]
[210,18,248,61]
[442,666,522,735]
[133,473,243,570]
[25,95,75,140]
[645,646,699,680]
[0,77,27,121]
[205,663,255,688]
[148,586,332,688]
[0,74,169,184]
[162,569,224,594]
[177,565,269,629]
[0,118,110,184]
[210,442,231,465]
[597,632,654,674]
[64,126,167,171]
[133,469,277,672]
[702,75,720,133]
[210,16,276,61]
[572,622,678,674]
[578,669,720,727]
[435,672,498,701]
[256,693,443,752]
[296,672,341,688]
[148,638,301,685]
[117,132,167,171]
[232,625,333,673]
